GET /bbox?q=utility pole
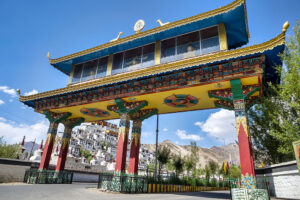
[154,113,159,180]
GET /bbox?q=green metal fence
[24,169,73,184]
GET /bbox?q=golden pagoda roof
[20,29,286,103]
[49,0,249,75]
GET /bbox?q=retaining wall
[0,158,107,183]
[256,160,300,199]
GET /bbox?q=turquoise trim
[230,79,244,100]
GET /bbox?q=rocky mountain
[144,140,240,168]
[24,141,39,154]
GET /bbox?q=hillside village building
[29,121,154,171]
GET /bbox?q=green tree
[249,22,300,164]
[157,146,171,178]
[184,157,194,177]
[0,137,21,159]
[208,160,218,177]
[172,155,184,177]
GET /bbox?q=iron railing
[24,169,73,184]
[98,173,148,193]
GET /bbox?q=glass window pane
[161,38,176,63]
[123,47,142,72]
[72,64,83,83]
[112,53,123,75]
[201,26,220,54]
[177,31,200,59]
[201,26,218,40]
[141,43,155,68]
[96,57,108,78]
[81,60,97,81]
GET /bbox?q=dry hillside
[144,140,240,168]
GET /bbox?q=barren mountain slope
[144,140,240,167]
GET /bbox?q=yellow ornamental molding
[61,138,71,149]
[46,134,56,146]
[49,0,245,65]
[235,116,249,136]
[20,32,285,103]
[131,132,141,146]
[118,127,129,142]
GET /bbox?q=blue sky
[0,0,299,147]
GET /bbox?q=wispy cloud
[162,128,168,132]
[176,129,201,141]
[24,89,38,96]
[195,109,236,143]
[0,99,4,105]
[0,86,17,97]
[142,131,153,137]
[0,118,49,144]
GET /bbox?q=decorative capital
[62,117,85,129]
[130,108,158,121]
[43,110,71,123]
[107,99,148,115]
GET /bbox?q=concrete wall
[0,158,109,183]
[71,171,99,183]
[256,160,300,199]
[0,158,38,183]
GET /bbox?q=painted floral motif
[164,94,198,108]
[241,173,256,189]
[80,108,110,118]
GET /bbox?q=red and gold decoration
[55,117,84,172]
[39,111,71,170]
[164,94,198,108]
[80,108,110,118]
[128,108,157,174]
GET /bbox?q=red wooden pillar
[56,117,84,172]
[128,120,142,174]
[234,99,256,189]
[39,122,59,170]
[115,113,130,174]
[231,79,256,189]
[39,111,71,170]
[55,127,72,171]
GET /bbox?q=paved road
[0,183,230,200]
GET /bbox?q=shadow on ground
[172,191,231,199]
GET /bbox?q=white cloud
[0,119,49,144]
[0,99,4,105]
[142,131,153,137]
[9,99,13,102]
[0,86,17,97]
[24,89,38,96]
[162,128,168,132]
[176,129,201,141]
[195,109,236,143]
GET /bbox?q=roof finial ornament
[134,20,145,34]
[282,21,289,33]
[47,52,50,59]
[156,19,169,26]
[110,32,123,42]
[17,89,21,96]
